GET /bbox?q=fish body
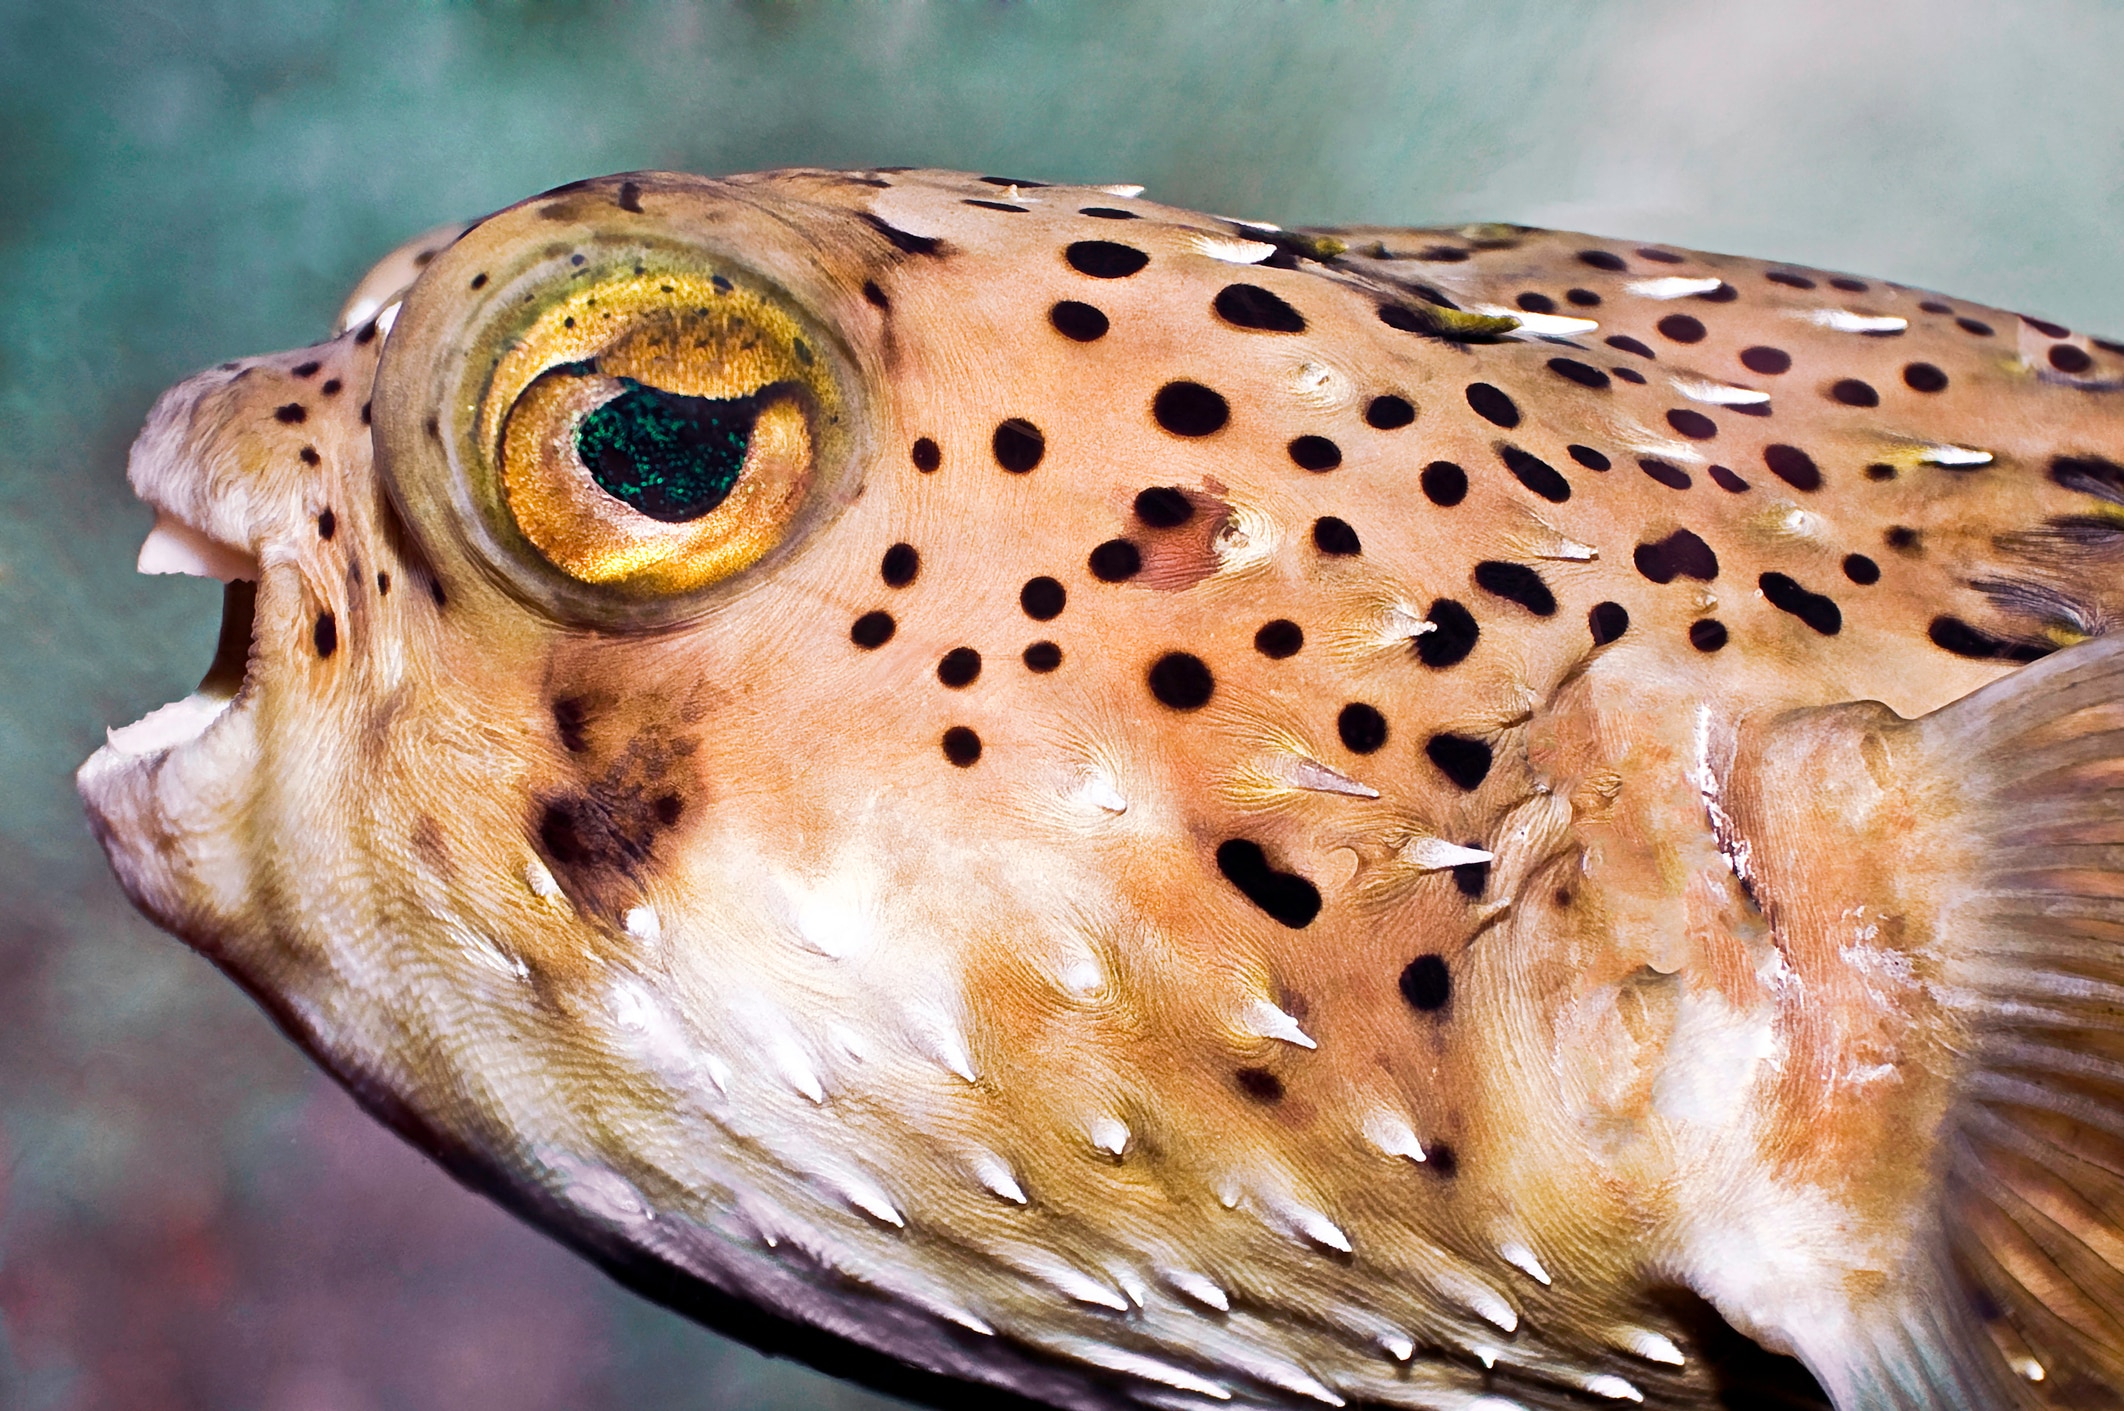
[77,169,2124,1410]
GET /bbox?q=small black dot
[1766,271,1816,289]
[1709,464,1750,493]
[1499,445,1571,503]
[1425,733,1491,790]
[1759,572,1842,635]
[314,612,337,658]
[1612,366,1647,384]
[317,509,336,540]
[1689,619,1728,652]
[863,280,890,309]
[1657,314,1707,344]
[1428,1143,1460,1178]
[1903,362,1949,392]
[1148,652,1215,710]
[1079,206,1138,219]
[1134,486,1195,527]
[1546,357,1610,390]
[1213,283,1306,333]
[1565,288,1602,307]
[1021,576,1067,620]
[1464,382,1520,429]
[1235,1067,1285,1103]
[354,322,378,345]
[1667,408,1718,440]
[1312,516,1361,555]
[320,379,341,396]
[1697,283,1739,303]
[1515,291,1555,313]
[360,402,371,424]
[376,571,391,595]
[1066,240,1149,278]
[851,611,896,648]
[1398,954,1451,1011]
[1287,435,1342,471]
[1023,641,1062,672]
[1567,444,1611,471]
[274,403,307,424]
[1416,245,1470,262]
[1049,301,1110,342]
[1421,460,1468,506]
[1957,317,1995,337]
[1577,249,1627,271]
[1152,381,1230,437]
[938,647,982,687]
[1830,379,1879,408]
[298,445,320,466]
[1364,395,1415,429]
[1589,601,1630,645]
[964,198,1027,212]
[1740,346,1792,375]
[942,727,982,766]
[1864,462,1897,482]
[1338,703,1388,754]
[1417,599,1479,668]
[1605,335,1656,359]
[1763,444,1822,491]
[911,437,941,472]
[1886,526,1921,553]
[1639,457,1693,491]
[2050,343,2095,374]
[1089,539,1142,582]
[1473,560,1556,616]
[654,793,683,827]
[1637,247,1685,264]
[1830,276,1868,292]
[1843,553,1881,584]
[881,542,919,587]
[1920,300,1953,314]
[1255,620,1303,658]
[993,418,1046,472]
[469,273,488,289]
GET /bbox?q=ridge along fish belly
[79,168,2124,1411]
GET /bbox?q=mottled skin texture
[77,170,2124,1409]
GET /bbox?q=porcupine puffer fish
[75,167,2124,1411]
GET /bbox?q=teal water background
[4,3,2123,1407]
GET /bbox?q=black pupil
[574,377,758,522]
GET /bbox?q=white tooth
[376,300,403,336]
[1672,377,1770,405]
[138,511,257,583]
[1407,838,1494,870]
[1190,234,1278,264]
[1278,756,1379,799]
[1810,309,1907,334]
[1096,183,1145,198]
[1474,303,1598,336]
[1919,443,1993,466]
[1241,998,1317,1049]
[1626,275,1723,299]
[105,693,231,758]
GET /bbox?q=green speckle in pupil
[574,378,757,521]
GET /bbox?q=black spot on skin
[292,361,321,377]
[1658,314,1707,343]
[1637,247,1685,264]
[1760,572,1843,635]
[1843,553,1881,584]
[375,571,390,596]
[1697,283,1739,303]
[1764,444,1822,491]
[1426,734,1491,791]
[1312,516,1361,555]
[1473,560,1556,616]
[862,214,943,256]
[1288,435,1341,471]
[1547,357,1610,390]
[1066,240,1149,278]
[1399,954,1451,1012]
[1049,300,1109,342]
[617,180,643,212]
[1214,283,1306,333]
[1886,526,1922,553]
[1089,539,1142,582]
[2025,315,2071,338]
[2051,343,2095,374]
[1215,840,1322,929]
[653,793,682,827]
[1690,619,1729,652]
[1904,362,1949,392]
[1740,346,1792,375]
[1589,601,1630,644]
[1864,463,1897,482]
[1235,1067,1285,1103]
[553,698,591,753]
[355,322,378,345]
[1416,245,1470,262]
[851,611,896,648]
[360,402,372,425]
[942,726,982,766]
[881,543,919,587]
[1256,620,1303,658]
[1612,366,1648,384]
[993,419,1045,472]
[1021,576,1067,620]
[1605,335,1656,359]
[978,175,1048,187]
[1364,395,1415,429]
[964,198,1027,213]
[469,273,488,289]
[1499,445,1571,502]
[1928,616,2052,662]
[1421,461,1468,505]
[1427,1143,1460,1178]
[320,379,340,396]
[1152,381,1229,437]
[938,647,982,687]
[1134,487,1195,527]
[1465,382,1520,429]
[1451,854,1488,898]
[274,403,306,424]
[1709,464,1750,493]
[1515,291,1555,314]
[1634,529,1719,584]
[863,280,890,310]
[1577,249,1627,271]
[1080,206,1138,220]
[1639,458,1693,491]
[1566,288,1602,307]
[1338,703,1388,754]
[314,612,337,658]
[1148,652,1214,709]
[1921,301,1954,315]
[1568,445,1611,471]
[1829,276,1868,293]
[1023,641,1062,672]
[1830,378,1879,408]
[428,576,446,607]
[317,509,336,540]
[1957,317,1995,337]
[2052,455,2124,503]
[911,437,941,473]
[1417,599,1480,668]
[1667,408,1718,440]
[1767,271,1816,289]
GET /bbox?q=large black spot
[1606,334,1656,359]
[1465,382,1521,429]
[1517,291,1556,313]
[1830,378,1879,408]
[1499,445,1571,502]
[1313,516,1362,555]
[1235,1066,1285,1103]
[1759,572,1842,635]
[1843,553,1881,585]
[1066,240,1149,278]
[937,647,982,687]
[1399,954,1451,1012]
[1152,381,1230,437]
[1288,435,1342,471]
[1148,652,1214,709]
[1023,641,1062,673]
[1740,346,1792,375]
[1709,464,1750,493]
[1089,539,1142,581]
[1690,619,1729,652]
[1049,301,1109,342]
[313,611,337,658]
[861,214,942,256]
[1904,362,1949,392]
[1214,283,1306,332]
[1957,317,1995,337]
[1425,734,1491,791]
[1134,486,1195,527]
[1568,444,1611,470]
[1633,529,1719,584]
[1657,314,1707,343]
[1473,561,1556,616]
[1338,703,1388,754]
[911,437,941,472]
[1215,840,1322,929]
[576,380,757,521]
[1080,206,1138,220]
[881,542,919,587]
[1577,249,1627,271]
[1417,599,1479,668]
[1763,444,1822,491]
[1451,854,1488,900]
[851,611,896,648]
[1364,395,1416,429]
[1021,576,1067,620]
[1421,461,1468,506]
[993,418,1046,472]
[1255,619,1303,658]
[942,727,982,766]
[1547,357,1610,390]
[1589,601,1630,644]
[1928,616,2051,662]
[1667,408,1718,440]
[1766,270,1816,289]
[1639,458,1693,491]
